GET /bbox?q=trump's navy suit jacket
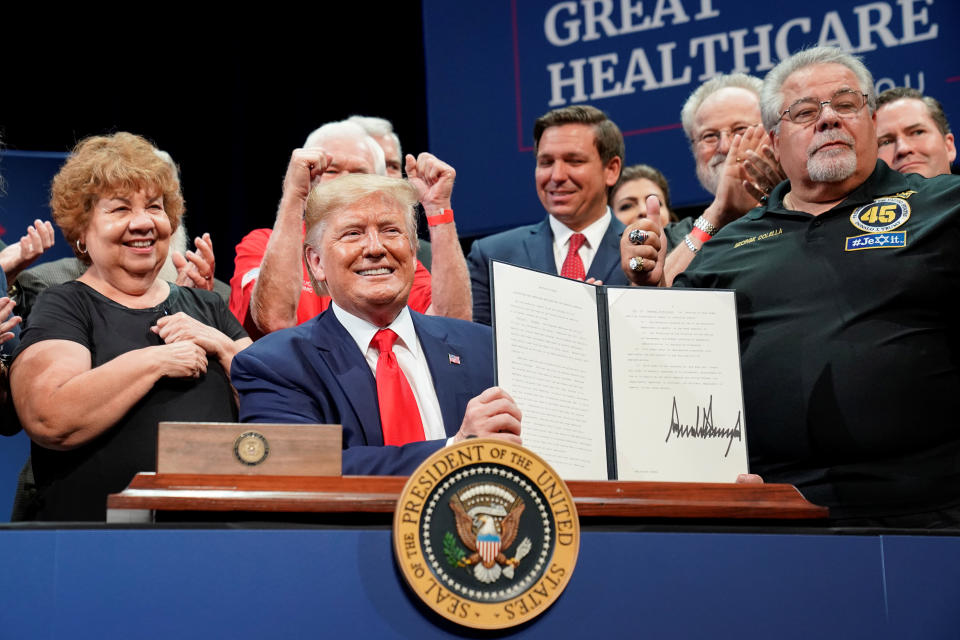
[466,215,628,325]
[231,309,493,475]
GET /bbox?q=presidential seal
[233,431,269,466]
[393,439,579,630]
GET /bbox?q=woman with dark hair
[609,164,678,228]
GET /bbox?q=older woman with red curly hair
[10,132,251,521]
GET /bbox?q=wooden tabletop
[108,473,827,520]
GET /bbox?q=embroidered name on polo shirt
[733,228,782,249]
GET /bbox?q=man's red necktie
[371,329,426,446]
[560,232,587,280]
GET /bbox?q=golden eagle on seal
[449,483,531,584]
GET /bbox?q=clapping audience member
[10,132,251,521]
[1,146,55,432]
[0,219,56,284]
[648,74,787,285]
[152,150,229,298]
[1,219,57,352]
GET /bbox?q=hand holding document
[491,261,748,482]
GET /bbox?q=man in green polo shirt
[622,46,960,527]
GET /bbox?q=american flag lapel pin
[448,353,461,365]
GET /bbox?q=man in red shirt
[230,121,469,337]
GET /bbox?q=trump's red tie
[371,329,425,446]
[560,233,587,280]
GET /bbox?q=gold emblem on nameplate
[234,431,269,466]
[393,439,579,630]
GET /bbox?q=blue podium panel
[541,532,886,638]
[583,532,884,637]
[0,431,29,521]
[883,535,960,640]
[54,530,424,639]
[3,527,945,639]
[0,530,57,638]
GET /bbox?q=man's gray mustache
[808,131,855,156]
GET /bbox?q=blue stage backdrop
[422,0,960,237]
[0,151,73,262]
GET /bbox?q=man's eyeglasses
[695,125,754,149]
[778,89,869,125]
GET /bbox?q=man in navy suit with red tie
[232,173,522,475]
[466,105,629,325]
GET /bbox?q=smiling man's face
[535,123,621,232]
[305,191,415,326]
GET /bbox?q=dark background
[0,7,432,282]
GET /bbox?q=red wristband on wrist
[426,208,454,226]
[690,226,712,243]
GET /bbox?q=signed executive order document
[491,261,747,482]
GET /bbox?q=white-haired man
[347,115,403,178]
[653,74,786,284]
[622,47,960,527]
[230,121,471,337]
[232,173,521,474]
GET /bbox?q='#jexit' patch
[850,197,910,233]
[845,231,907,251]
